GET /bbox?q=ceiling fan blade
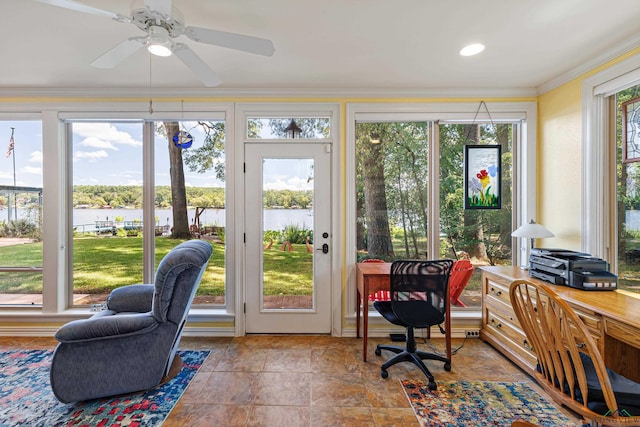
[34,0,127,21]
[144,0,172,18]
[91,38,145,69]
[185,26,275,57]
[172,44,222,87]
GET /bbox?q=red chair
[363,259,390,301]
[448,259,474,307]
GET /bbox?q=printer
[528,248,617,291]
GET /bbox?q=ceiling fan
[34,0,275,87]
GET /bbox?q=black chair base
[375,329,451,390]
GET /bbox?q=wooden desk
[480,266,640,382]
[356,262,451,363]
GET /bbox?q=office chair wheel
[444,362,451,371]
[381,368,389,379]
[428,380,437,390]
[375,347,382,356]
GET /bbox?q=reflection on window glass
[0,120,43,305]
[247,118,330,139]
[155,120,226,305]
[71,122,144,306]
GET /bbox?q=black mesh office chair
[374,259,454,390]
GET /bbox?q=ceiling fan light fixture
[148,42,172,57]
[460,43,485,57]
[147,26,173,57]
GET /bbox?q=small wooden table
[356,262,452,362]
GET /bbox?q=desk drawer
[486,309,532,353]
[604,318,640,349]
[571,306,602,337]
[485,308,536,366]
[486,279,511,306]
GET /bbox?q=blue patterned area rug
[0,349,209,427]
[402,380,576,427]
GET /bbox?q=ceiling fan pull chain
[148,54,154,115]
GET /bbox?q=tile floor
[0,335,581,426]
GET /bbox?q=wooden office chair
[509,279,640,426]
[374,259,454,390]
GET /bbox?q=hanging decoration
[463,101,502,210]
[173,130,193,149]
[172,100,194,149]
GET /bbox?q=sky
[1,120,313,191]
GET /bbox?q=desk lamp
[511,219,554,269]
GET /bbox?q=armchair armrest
[55,313,157,343]
[107,283,154,313]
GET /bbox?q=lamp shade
[511,220,555,239]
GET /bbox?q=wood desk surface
[356,262,390,276]
[482,266,640,334]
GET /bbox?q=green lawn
[0,236,312,297]
[2,236,636,298]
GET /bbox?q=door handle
[316,243,329,254]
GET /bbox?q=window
[348,102,534,318]
[583,54,640,295]
[69,117,227,307]
[71,122,145,305]
[354,120,515,309]
[439,123,514,308]
[154,120,226,305]
[614,86,640,294]
[247,117,331,139]
[0,120,43,306]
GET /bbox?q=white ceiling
[3,0,640,94]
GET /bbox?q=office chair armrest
[107,283,154,313]
[54,313,157,342]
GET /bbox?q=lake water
[70,207,313,232]
[5,208,640,232]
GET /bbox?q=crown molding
[538,33,640,95]
[0,86,538,100]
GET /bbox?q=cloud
[22,165,42,175]
[29,150,43,164]
[73,123,142,148]
[264,175,313,191]
[74,150,109,162]
[81,136,117,150]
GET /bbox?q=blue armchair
[50,239,213,403]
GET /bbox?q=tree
[164,122,190,238]
[183,121,226,180]
[356,123,394,259]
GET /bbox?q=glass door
[244,143,331,333]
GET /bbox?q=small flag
[6,129,14,158]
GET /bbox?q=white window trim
[582,55,640,259]
[345,102,537,328]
